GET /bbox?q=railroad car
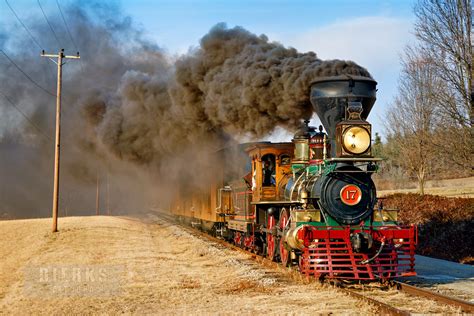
[171,75,417,281]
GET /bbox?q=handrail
[215,186,232,212]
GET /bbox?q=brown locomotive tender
[171,75,417,281]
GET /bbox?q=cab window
[261,154,276,187]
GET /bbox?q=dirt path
[0,216,377,315]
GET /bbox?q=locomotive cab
[246,142,293,202]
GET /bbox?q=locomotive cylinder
[284,225,305,250]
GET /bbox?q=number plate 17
[340,184,362,206]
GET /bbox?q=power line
[4,0,56,81]
[0,50,56,97]
[0,91,52,142]
[55,0,78,52]
[37,0,61,47]
[55,0,85,72]
[4,0,43,50]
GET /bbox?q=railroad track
[145,212,474,315]
[393,281,474,313]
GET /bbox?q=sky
[121,0,417,139]
[1,0,417,140]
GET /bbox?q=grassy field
[0,216,463,314]
[377,177,474,198]
[0,216,379,315]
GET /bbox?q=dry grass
[0,216,379,315]
[223,279,275,294]
[176,278,202,289]
[377,176,474,198]
[0,215,464,315]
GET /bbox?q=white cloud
[281,16,413,73]
[274,16,415,137]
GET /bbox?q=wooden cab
[246,142,293,202]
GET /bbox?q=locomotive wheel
[279,208,290,266]
[243,234,254,249]
[266,215,276,261]
[234,231,243,247]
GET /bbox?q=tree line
[375,0,472,194]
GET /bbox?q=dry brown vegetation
[0,216,463,314]
[223,279,276,295]
[376,176,474,197]
[383,193,474,263]
[0,216,379,315]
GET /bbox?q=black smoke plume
[0,2,371,219]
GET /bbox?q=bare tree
[386,48,441,194]
[414,0,472,171]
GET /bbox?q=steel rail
[393,281,474,313]
[338,288,409,316]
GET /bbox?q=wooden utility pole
[106,171,110,215]
[41,49,80,233]
[96,173,100,216]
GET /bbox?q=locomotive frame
[171,75,417,281]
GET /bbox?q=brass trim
[373,210,398,222]
[291,210,321,222]
[327,157,382,162]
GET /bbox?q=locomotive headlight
[395,238,404,248]
[342,126,371,154]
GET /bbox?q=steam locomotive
[171,75,417,281]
